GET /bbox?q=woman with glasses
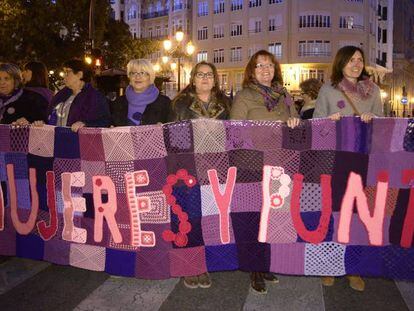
[34,59,111,132]
[169,61,230,121]
[230,50,299,295]
[111,59,171,126]
[169,61,231,289]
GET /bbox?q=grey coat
[314,83,384,118]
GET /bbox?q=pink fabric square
[169,246,207,277]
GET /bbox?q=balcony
[298,51,331,57]
[142,9,169,19]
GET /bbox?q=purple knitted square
[194,152,230,186]
[263,148,300,177]
[282,122,312,151]
[136,248,171,279]
[0,213,16,256]
[10,127,29,153]
[81,217,110,247]
[15,178,31,209]
[231,212,261,243]
[101,127,135,162]
[140,223,173,251]
[266,210,298,243]
[304,242,346,276]
[270,243,305,275]
[163,120,194,153]
[390,118,409,152]
[230,182,262,213]
[53,158,82,191]
[0,153,5,181]
[382,245,414,279]
[131,124,167,160]
[80,160,106,193]
[169,246,207,277]
[0,126,11,152]
[224,120,255,150]
[371,118,395,153]
[237,242,271,271]
[250,120,283,151]
[367,151,414,189]
[228,149,264,183]
[133,157,168,192]
[79,128,106,161]
[105,160,135,193]
[166,152,197,177]
[299,150,335,183]
[344,246,384,277]
[44,238,71,265]
[336,116,360,152]
[201,214,235,245]
[5,152,28,179]
[311,119,337,150]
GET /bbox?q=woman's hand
[287,117,300,129]
[12,117,29,126]
[32,120,45,127]
[71,121,85,132]
[360,112,375,123]
[328,112,341,121]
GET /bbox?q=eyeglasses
[255,63,275,70]
[195,72,214,79]
[129,71,149,78]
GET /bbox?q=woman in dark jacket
[42,59,110,132]
[111,59,171,126]
[169,61,231,122]
[0,63,48,125]
[22,61,54,104]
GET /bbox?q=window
[148,27,153,38]
[214,0,225,14]
[249,0,262,8]
[231,0,243,11]
[198,1,208,16]
[268,15,282,31]
[213,24,225,38]
[269,0,283,3]
[127,5,137,20]
[235,72,243,91]
[268,42,282,58]
[382,29,387,44]
[197,51,208,62]
[248,45,263,58]
[249,18,262,33]
[300,69,325,83]
[298,40,331,57]
[339,15,363,30]
[218,74,228,90]
[155,26,162,37]
[213,49,224,63]
[230,47,242,62]
[231,23,243,36]
[197,26,208,40]
[299,14,331,28]
[173,0,185,11]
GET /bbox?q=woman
[40,59,110,132]
[22,61,54,104]
[169,61,231,289]
[314,45,383,123]
[314,45,383,292]
[111,59,171,126]
[299,78,322,120]
[230,50,300,295]
[0,63,48,125]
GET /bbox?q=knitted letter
[207,167,237,244]
[92,176,122,244]
[401,169,414,248]
[124,170,155,247]
[290,174,332,244]
[338,171,388,246]
[36,171,58,240]
[7,164,39,235]
[61,172,87,243]
[0,183,3,231]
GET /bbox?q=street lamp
[163,29,195,91]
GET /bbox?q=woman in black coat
[111,59,171,126]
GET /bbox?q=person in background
[299,78,323,119]
[169,61,231,289]
[22,61,54,104]
[230,49,299,295]
[111,59,171,126]
[0,63,48,125]
[314,45,384,292]
[314,45,383,123]
[34,59,110,132]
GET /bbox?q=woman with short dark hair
[314,45,383,122]
[22,61,54,104]
[299,78,323,119]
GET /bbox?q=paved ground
[0,255,413,311]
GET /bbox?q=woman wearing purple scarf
[111,59,171,126]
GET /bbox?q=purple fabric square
[0,153,6,181]
[133,158,168,192]
[54,127,80,159]
[131,125,167,160]
[237,242,270,272]
[231,212,261,243]
[336,116,360,152]
[0,213,16,256]
[299,150,335,183]
[171,216,204,248]
[27,154,54,186]
[136,248,171,279]
[201,214,235,245]
[311,119,337,150]
[263,148,300,177]
[250,120,283,151]
[44,238,71,265]
[267,210,297,243]
[53,158,82,191]
[390,118,409,152]
[5,153,28,179]
[80,160,106,193]
[79,128,105,161]
[166,153,197,178]
[140,223,173,251]
[367,151,414,189]
[16,233,44,261]
[205,244,239,271]
[10,127,29,153]
[163,120,194,153]
[344,246,384,277]
[105,248,136,277]
[194,152,230,186]
[105,160,135,193]
[169,246,207,277]
[371,118,395,153]
[282,122,312,151]
[389,189,412,247]
[382,245,414,280]
[228,149,264,183]
[0,126,11,152]
[230,182,262,213]
[15,179,31,209]
[224,120,255,150]
[270,243,305,275]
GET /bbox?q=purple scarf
[126,84,159,125]
[25,86,54,104]
[249,80,293,111]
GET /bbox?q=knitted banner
[0,117,413,280]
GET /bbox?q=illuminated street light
[49,70,54,75]
[162,56,169,64]
[84,55,93,65]
[153,63,161,72]
[59,71,65,78]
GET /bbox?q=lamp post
[163,29,195,91]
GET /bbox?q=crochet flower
[337,100,345,109]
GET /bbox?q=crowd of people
[0,45,384,294]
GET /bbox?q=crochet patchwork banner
[0,117,414,280]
